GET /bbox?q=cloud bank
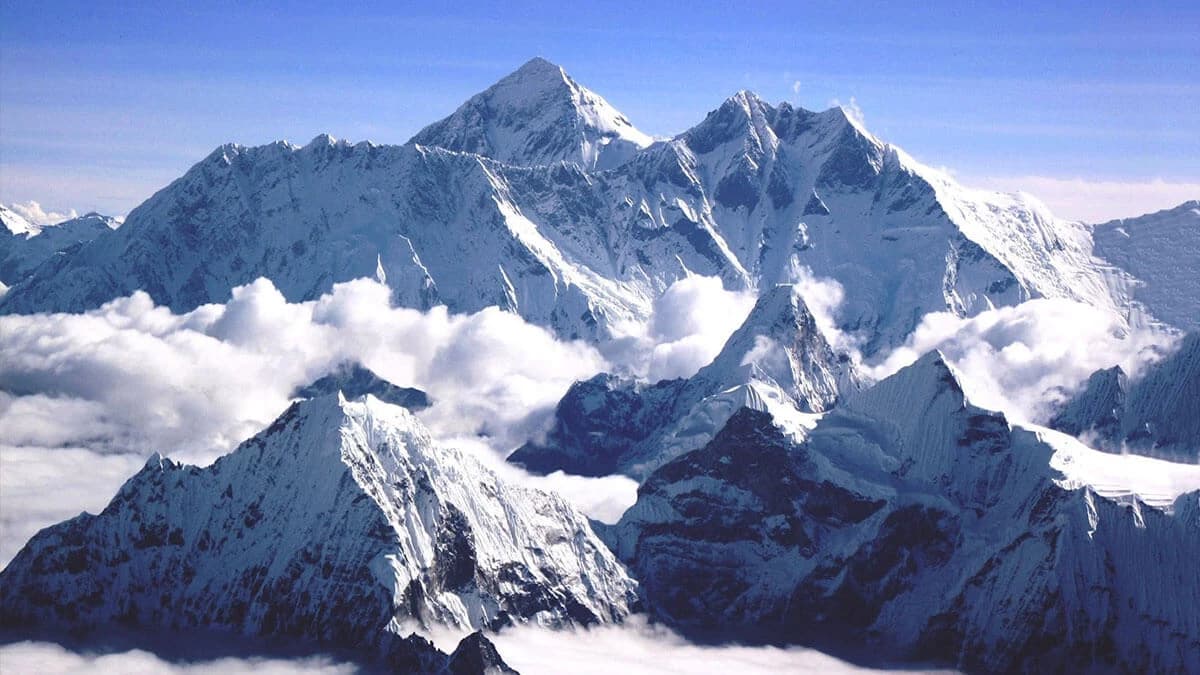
[866,298,1175,425]
[0,277,646,567]
[603,274,756,383]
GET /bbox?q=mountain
[0,210,118,285]
[410,56,652,171]
[293,362,431,411]
[0,393,638,668]
[604,352,1200,672]
[0,59,1148,356]
[509,284,853,479]
[0,204,38,236]
[1090,200,1200,331]
[1051,332,1200,462]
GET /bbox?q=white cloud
[491,616,941,674]
[605,275,756,383]
[866,298,1175,425]
[0,277,644,564]
[5,200,79,226]
[788,265,861,357]
[0,277,606,463]
[0,641,355,674]
[968,175,1199,223]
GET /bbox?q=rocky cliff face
[0,393,637,670]
[605,353,1200,672]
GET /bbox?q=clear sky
[1,0,1197,222]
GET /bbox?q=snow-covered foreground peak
[607,349,1200,671]
[0,392,638,668]
[410,57,651,171]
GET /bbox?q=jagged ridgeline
[5,59,1194,357]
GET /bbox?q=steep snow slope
[1091,200,1200,331]
[607,353,1200,672]
[0,211,118,285]
[410,57,651,171]
[509,284,847,479]
[0,138,739,341]
[0,59,1149,355]
[0,393,637,667]
[1052,332,1200,462]
[0,204,38,236]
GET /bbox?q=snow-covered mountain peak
[293,362,431,411]
[695,283,850,411]
[0,390,638,666]
[409,57,651,170]
[0,204,39,236]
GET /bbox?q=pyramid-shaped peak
[697,284,846,412]
[408,57,650,170]
[511,56,567,79]
[849,350,967,421]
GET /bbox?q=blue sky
[1,0,1197,222]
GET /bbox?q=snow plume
[866,298,1175,425]
[5,200,79,227]
[604,275,756,382]
[830,96,865,126]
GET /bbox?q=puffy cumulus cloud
[5,200,79,227]
[0,641,354,674]
[491,616,940,674]
[605,275,756,382]
[0,277,605,463]
[866,298,1175,425]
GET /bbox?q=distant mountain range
[3,58,1195,355]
